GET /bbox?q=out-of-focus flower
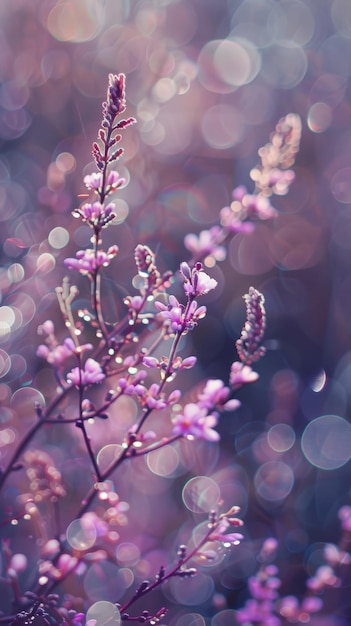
[36,342,72,366]
[24,450,67,501]
[220,185,277,233]
[279,595,323,622]
[338,505,351,531]
[236,599,281,626]
[38,320,55,336]
[8,554,27,575]
[253,113,302,197]
[184,227,226,262]
[259,538,279,562]
[306,565,341,591]
[324,543,351,567]
[172,403,220,441]
[67,359,105,387]
[229,361,259,389]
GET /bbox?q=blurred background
[1,0,351,623]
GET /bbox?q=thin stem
[133,434,181,457]
[119,521,216,613]
[77,380,102,482]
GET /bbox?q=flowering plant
[2,73,348,626]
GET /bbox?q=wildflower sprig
[236,286,266,365]
[117,507,244,622]
[185,113,301,265]
[0,74,290,625]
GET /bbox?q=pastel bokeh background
[1,0,351,623]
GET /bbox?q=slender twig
[119,521,216,613]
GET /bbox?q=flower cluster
[236,286,266,365]
[184,113,301,267]
[1,73,323,626]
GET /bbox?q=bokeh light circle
[182,476,220,513]
[147,445,180,477]
[0,350,11,378]
[201,104,244,149]
[261,41,307,88]
[11,387,45,418]
[86,601,121,626]
[66,518,97,551]
[46,0,104,43]
[116,542,140,567]
[254,461,294,502]
[170,571,214,605]
[268,424,296,452]
[301,415,351,470]
[97,444,124,473]
[48,226,69,249]
[213,38,261,87]
[177,614,206,626]
[331,168,351,203]
[84,562,129,602]
[212,610,237,626]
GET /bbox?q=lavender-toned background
[1,0,351,622]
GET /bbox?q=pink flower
[229,362,259,389]
[198,379,241,412]
[155,295,207,333]
[209,519,244,546]
[220,185,277,233]
[220,206,256,233]
[184,227,226,262]
[172,403,220,441]
[37,320,55,335]
[83,172,102,190]
[338,505,351,531]
[84,170,125,192]
[67,359,105,387]
[36,343,72,366]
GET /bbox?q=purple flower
[220,205,256,233]
[198,379,240,411]
[67,358,105,387]
[229,361,259,389]
[338,505,351,531]
[172,403,220,441]
[236,286,266,365]
[73,201,116,228]
[37,342,72,366]
[184,227,226,262]
[209,519,244,546]
[64,246,118,275]
[84,170,125,193]
[155,295,207,334]
[37,320,55,335]
[180,262,217,297]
